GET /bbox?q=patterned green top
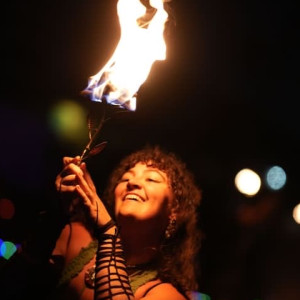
[129,268,158,294]
[56,239,158,294]
[57,240,98,287]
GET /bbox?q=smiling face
[114,162,173,228]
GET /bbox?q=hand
[55,156,112,227]
[55,156,82,195]
[73,161,101,224]
[54,156,81,214]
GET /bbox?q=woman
[50,145,203,300]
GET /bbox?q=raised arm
[55,157,134,300]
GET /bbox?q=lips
[123,193,144,202]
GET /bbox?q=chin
[117,205,139,219]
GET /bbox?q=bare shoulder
[136,279,187,300]
[51,222,72,257]
[51,222,93,257]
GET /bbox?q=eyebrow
[144,168,167,181]
[124,167,168,181]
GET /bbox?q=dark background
[0,0,299,299]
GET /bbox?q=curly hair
[102,145,202,296]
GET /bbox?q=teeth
[124,194,142,202]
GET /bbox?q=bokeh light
[265,165,287,191]
[0,241,17,260]
[0,198,15,219]
[189,291,211,300]
[48,99,88,145]
[234,168,261,196]
[292,203,300,225]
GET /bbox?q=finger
[56,174,78,192]
[59,183,77,193]
[75,185,89,204]
[55,173,70,191]
[62,156,81,166]
[61,162,83,178]
[75,185,98,222]
[75,172,95,204]
[63,156,74,166]
[55,174,62,191]
[61,174,77,185]
[80,162,96,192]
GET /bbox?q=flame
[84,0,169,111]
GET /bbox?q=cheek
[151,187,173,211]
[141,200,170,230]
[144,196,170,218]
[114,183,122,196]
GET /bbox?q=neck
[120,231,160,267]
[125,242,159,266]
[117,216,165,266]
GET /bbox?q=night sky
[1,1,299,299]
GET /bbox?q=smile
[123,193,144,202]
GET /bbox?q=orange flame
[84,0,169,111]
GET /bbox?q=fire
[84,0,169,111]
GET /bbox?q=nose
[126,178,141,190]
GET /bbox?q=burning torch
[79,0,169,163]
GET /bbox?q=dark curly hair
[102,145,202,296]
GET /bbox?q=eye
[119,175,130,183]
[146,177,161,183]
[119,178,129,183]
[145,170,166,183]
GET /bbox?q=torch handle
[78,103,107,163]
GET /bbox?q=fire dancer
[50,145,204,299]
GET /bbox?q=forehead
[125,162,168,179]
[129,161,161,170]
